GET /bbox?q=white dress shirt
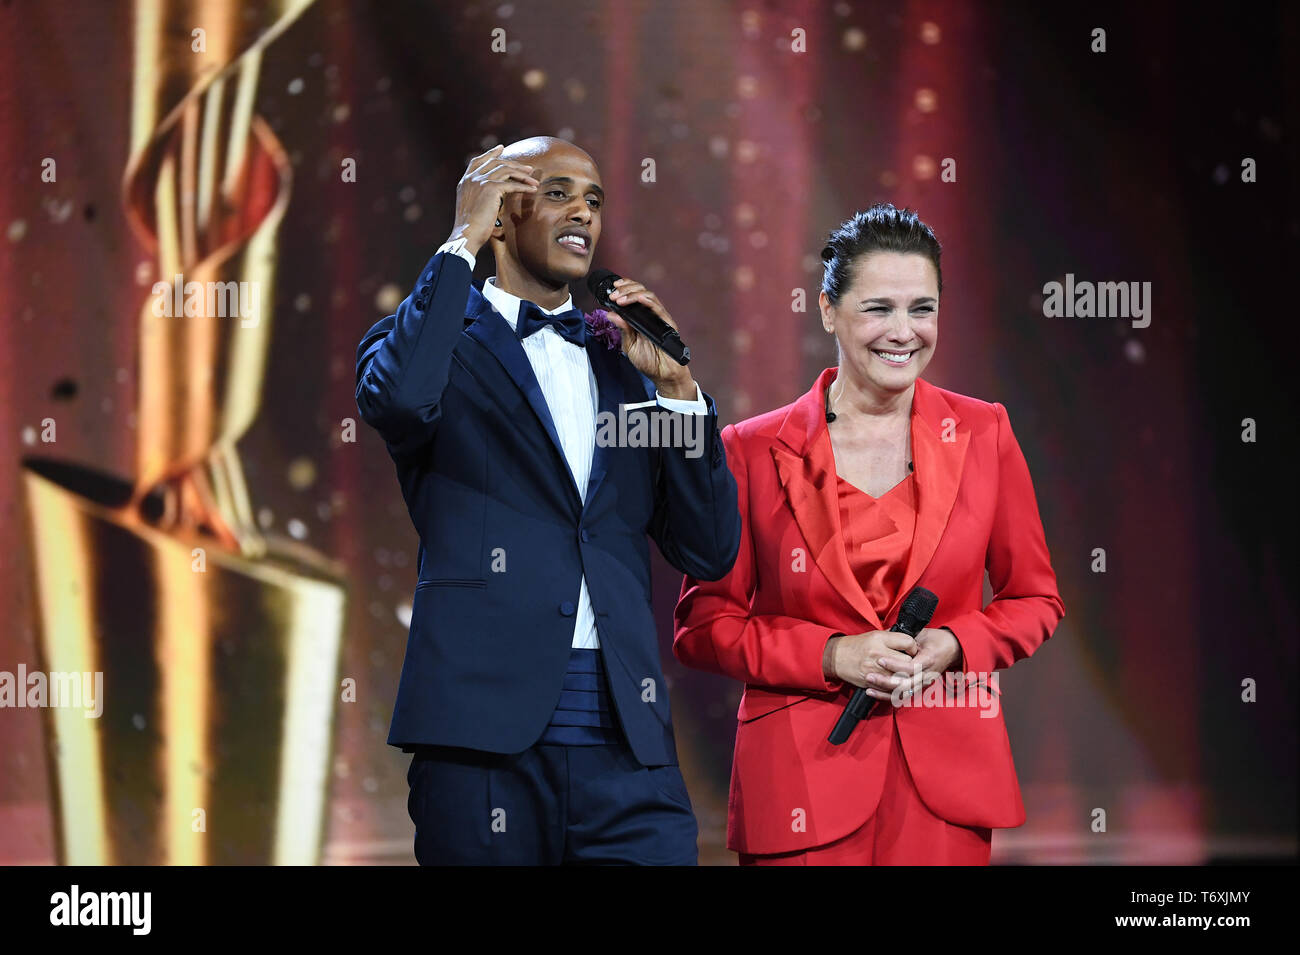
[437,240,706,648]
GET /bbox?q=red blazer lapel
[883,377,969,623]
[770,368,884,632]
[768,370,971,631]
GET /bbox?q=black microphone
[827,586,939,745]
[587,268,691,365]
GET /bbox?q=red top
[836,471,917,620]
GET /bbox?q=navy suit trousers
[407,741,699,865]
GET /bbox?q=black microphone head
[897,587,939,632]
[586,268,620,307]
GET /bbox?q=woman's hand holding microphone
[823,627,962,702]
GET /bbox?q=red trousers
[739,715,993,865]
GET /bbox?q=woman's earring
[495,219,502,227]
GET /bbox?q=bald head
[499,135,596,169]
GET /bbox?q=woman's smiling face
[821,251,939,395]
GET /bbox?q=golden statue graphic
[23,0,346,865]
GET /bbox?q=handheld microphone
[827,586,938,745]
[587,268,691,365]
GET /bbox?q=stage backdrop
[1,0,1294,864]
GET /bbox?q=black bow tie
[516,300,586,347]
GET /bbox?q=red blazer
[673,368,1065,855]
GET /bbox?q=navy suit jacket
[355,251,742,767]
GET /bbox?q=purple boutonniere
[584,309,622,350]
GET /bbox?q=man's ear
[492,200,511,240]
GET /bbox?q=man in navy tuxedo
[355,138,741,864]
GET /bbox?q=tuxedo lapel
[463,286,582,507]
[583,337,624,508]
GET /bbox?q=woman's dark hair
[820,203,943,304]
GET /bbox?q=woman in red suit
[673,204,1065,865]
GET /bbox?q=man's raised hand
[447,145,539,255]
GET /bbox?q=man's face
[500,145,603,286]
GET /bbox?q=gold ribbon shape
[124,0,315,557]
[23,0,345,865]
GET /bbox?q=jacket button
[559,601,576,616]
[580,529,590,542]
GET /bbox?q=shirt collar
[481,276,575,331]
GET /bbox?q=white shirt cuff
[655,382,707,414]
[437,240,476,271]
